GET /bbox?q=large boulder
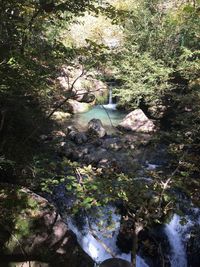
[118,109,155,133]
[64,99,91,114]
[57,66,108,102]
[0,184,93,267]
[88,119,106,138]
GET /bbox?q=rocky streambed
[47,109,200,267]
[1,106,199,267]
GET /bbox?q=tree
[111,0,199,110]
[0,0,113,171]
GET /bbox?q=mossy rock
[0,184,93,267]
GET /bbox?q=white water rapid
[66,206,149,267]
[51,159,200,267]
[165,214,188,267]
[164,209,200,267]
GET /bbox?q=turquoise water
[70,105,126,132]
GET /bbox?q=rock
[66,125,78,133]
[83,148,107,164]
[102,137,122,151]
[57,66,108,102]
[52,111,71,121]
[57,139,71,154]
[97,158,110,169]
[69,131,88,145]
[0,184,93,267]
[92,138,103,147]
[59,142,76,159]
[118,109,155,133]
[81,93,95,103]
[67,127,88,145]
[88,119,106,138]
[58,140,89,161]
[99,258,132,267]
[64,99,91,114]
[51,130,67,142]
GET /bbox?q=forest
[0,0,200,267]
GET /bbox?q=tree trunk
[131,229,138,267]
[131,222,143,267]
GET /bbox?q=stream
[50,178,200,267]
[164,209,200,267]
[70,105,126,133]
[52,89,200,266]
[69,86,126,133]
[52,174,200,267]
[67,206,149,267]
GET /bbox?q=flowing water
[50,162,200,267]
[66,206,149,267]
[70,105,126,133]
[103,87,117,110]
[164,209,200,267]
[70,87,126,132]
[60,88,200,266]
[164,214,188,267]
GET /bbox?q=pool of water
[69,105,127,133]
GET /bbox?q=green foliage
[112,0,200,111]
[0,0,113,172]
[95,92,109,104]
[110,2,200,212]
[36,154,174,229]
[114,51,172,109]
[0,3,199,263]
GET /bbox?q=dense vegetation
[112,0,200,203]
[0,0,199,266]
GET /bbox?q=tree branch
[21,7,42,54]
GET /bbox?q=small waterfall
[164,210,200,267]
[50,164,200,267]
[164,214,188,267]
[103,87,117,110]
[109,87,113,105]
[66,206,149,267]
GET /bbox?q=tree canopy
[0,0,200,266]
